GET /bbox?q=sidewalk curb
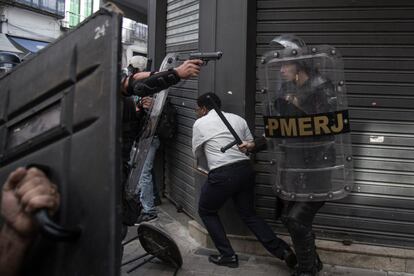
[188,220,414,273]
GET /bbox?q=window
[66,0,94,28]
[68,0,80,27]
[16,0,65,17]
[82,0,92,19]
[44,0,57,13]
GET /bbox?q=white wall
[93,0,100,12]
[121,17,147,67]
[2,6,62,42]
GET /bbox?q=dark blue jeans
[198,160,290,258]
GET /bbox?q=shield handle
[27,164,82,242]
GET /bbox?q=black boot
[282,248,298,269]
[208,254,239,268]
[287,224,318,275]
[291,253,322,276]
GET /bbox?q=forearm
[0,224,31,276]
[125,70,181,97]
[121,72,152,95]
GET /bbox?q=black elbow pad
[127,69,181,97]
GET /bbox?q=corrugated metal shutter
[164,0,199,217]
[255,0,414,247]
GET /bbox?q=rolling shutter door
[164,0,199,217]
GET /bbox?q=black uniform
[276,76,335,275]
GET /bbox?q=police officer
[240,34,350,276]
[275,52,333,275]
[120,58,203,233]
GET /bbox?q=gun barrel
[189,51,223,60]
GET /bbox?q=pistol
[175,51,223,65]
[189,52,222,65]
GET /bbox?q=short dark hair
[197,92,221,110]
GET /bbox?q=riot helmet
[0,52,21,77]
[128,55,147,73]
[270,34,306,50]
[271,34,314,79]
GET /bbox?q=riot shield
[126,53,179,196]
[0,6,122,276]
[122,223,183,274]
[259,41,353,201]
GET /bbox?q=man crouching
[192,92,297,270]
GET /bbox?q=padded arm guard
[126,69,181,97]
[252,136,268,153]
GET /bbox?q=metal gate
[255,0,414,247]
[164,0,200,217]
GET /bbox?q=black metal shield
[138,223,183,269]
[0,7,123,276]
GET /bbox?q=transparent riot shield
[126,53,179,196]
[259,44,353,201]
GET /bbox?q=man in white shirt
[192,92,297,269]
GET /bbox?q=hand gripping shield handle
[27,164,82,242]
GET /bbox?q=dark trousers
[281,200,325,274]
[198,160,290,258]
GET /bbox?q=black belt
[209,160,251,174]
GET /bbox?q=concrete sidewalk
[121,202,414,276]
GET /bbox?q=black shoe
[208,254,238,268]
[282,249,298,269]
[134,213,158,225]
[291,272,316,276]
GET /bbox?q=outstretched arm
[122,59,203,97]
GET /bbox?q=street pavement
[121,201,414,276]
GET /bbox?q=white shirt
[192,109,253,171]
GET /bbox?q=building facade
[121,17,147,67]
[0,0,148,68]
[0,0,65,55]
